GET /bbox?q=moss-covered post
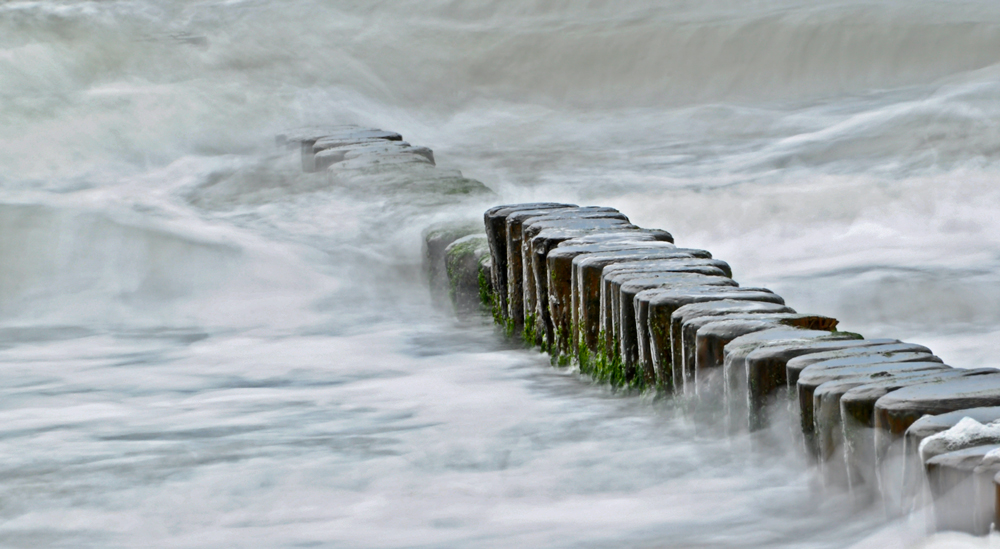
[423,222,483,309]
[444,234,492,315]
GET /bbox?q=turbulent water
[3,1,1000,546]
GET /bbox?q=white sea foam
[919,418,1000,465]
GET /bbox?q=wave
[0,201,331,331]
[4,0,1000,114]
[383,1,1000,107]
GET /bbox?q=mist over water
[2,1,1000,546]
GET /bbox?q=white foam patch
[920,418,1000,463]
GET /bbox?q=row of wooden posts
[274,124,1000,537]
[434,202,1000,536]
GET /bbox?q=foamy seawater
[2,1,1000,547]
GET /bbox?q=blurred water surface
[2,1,1000,546]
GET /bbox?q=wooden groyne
[436,202,1000,536]
[279,125,1000,535]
